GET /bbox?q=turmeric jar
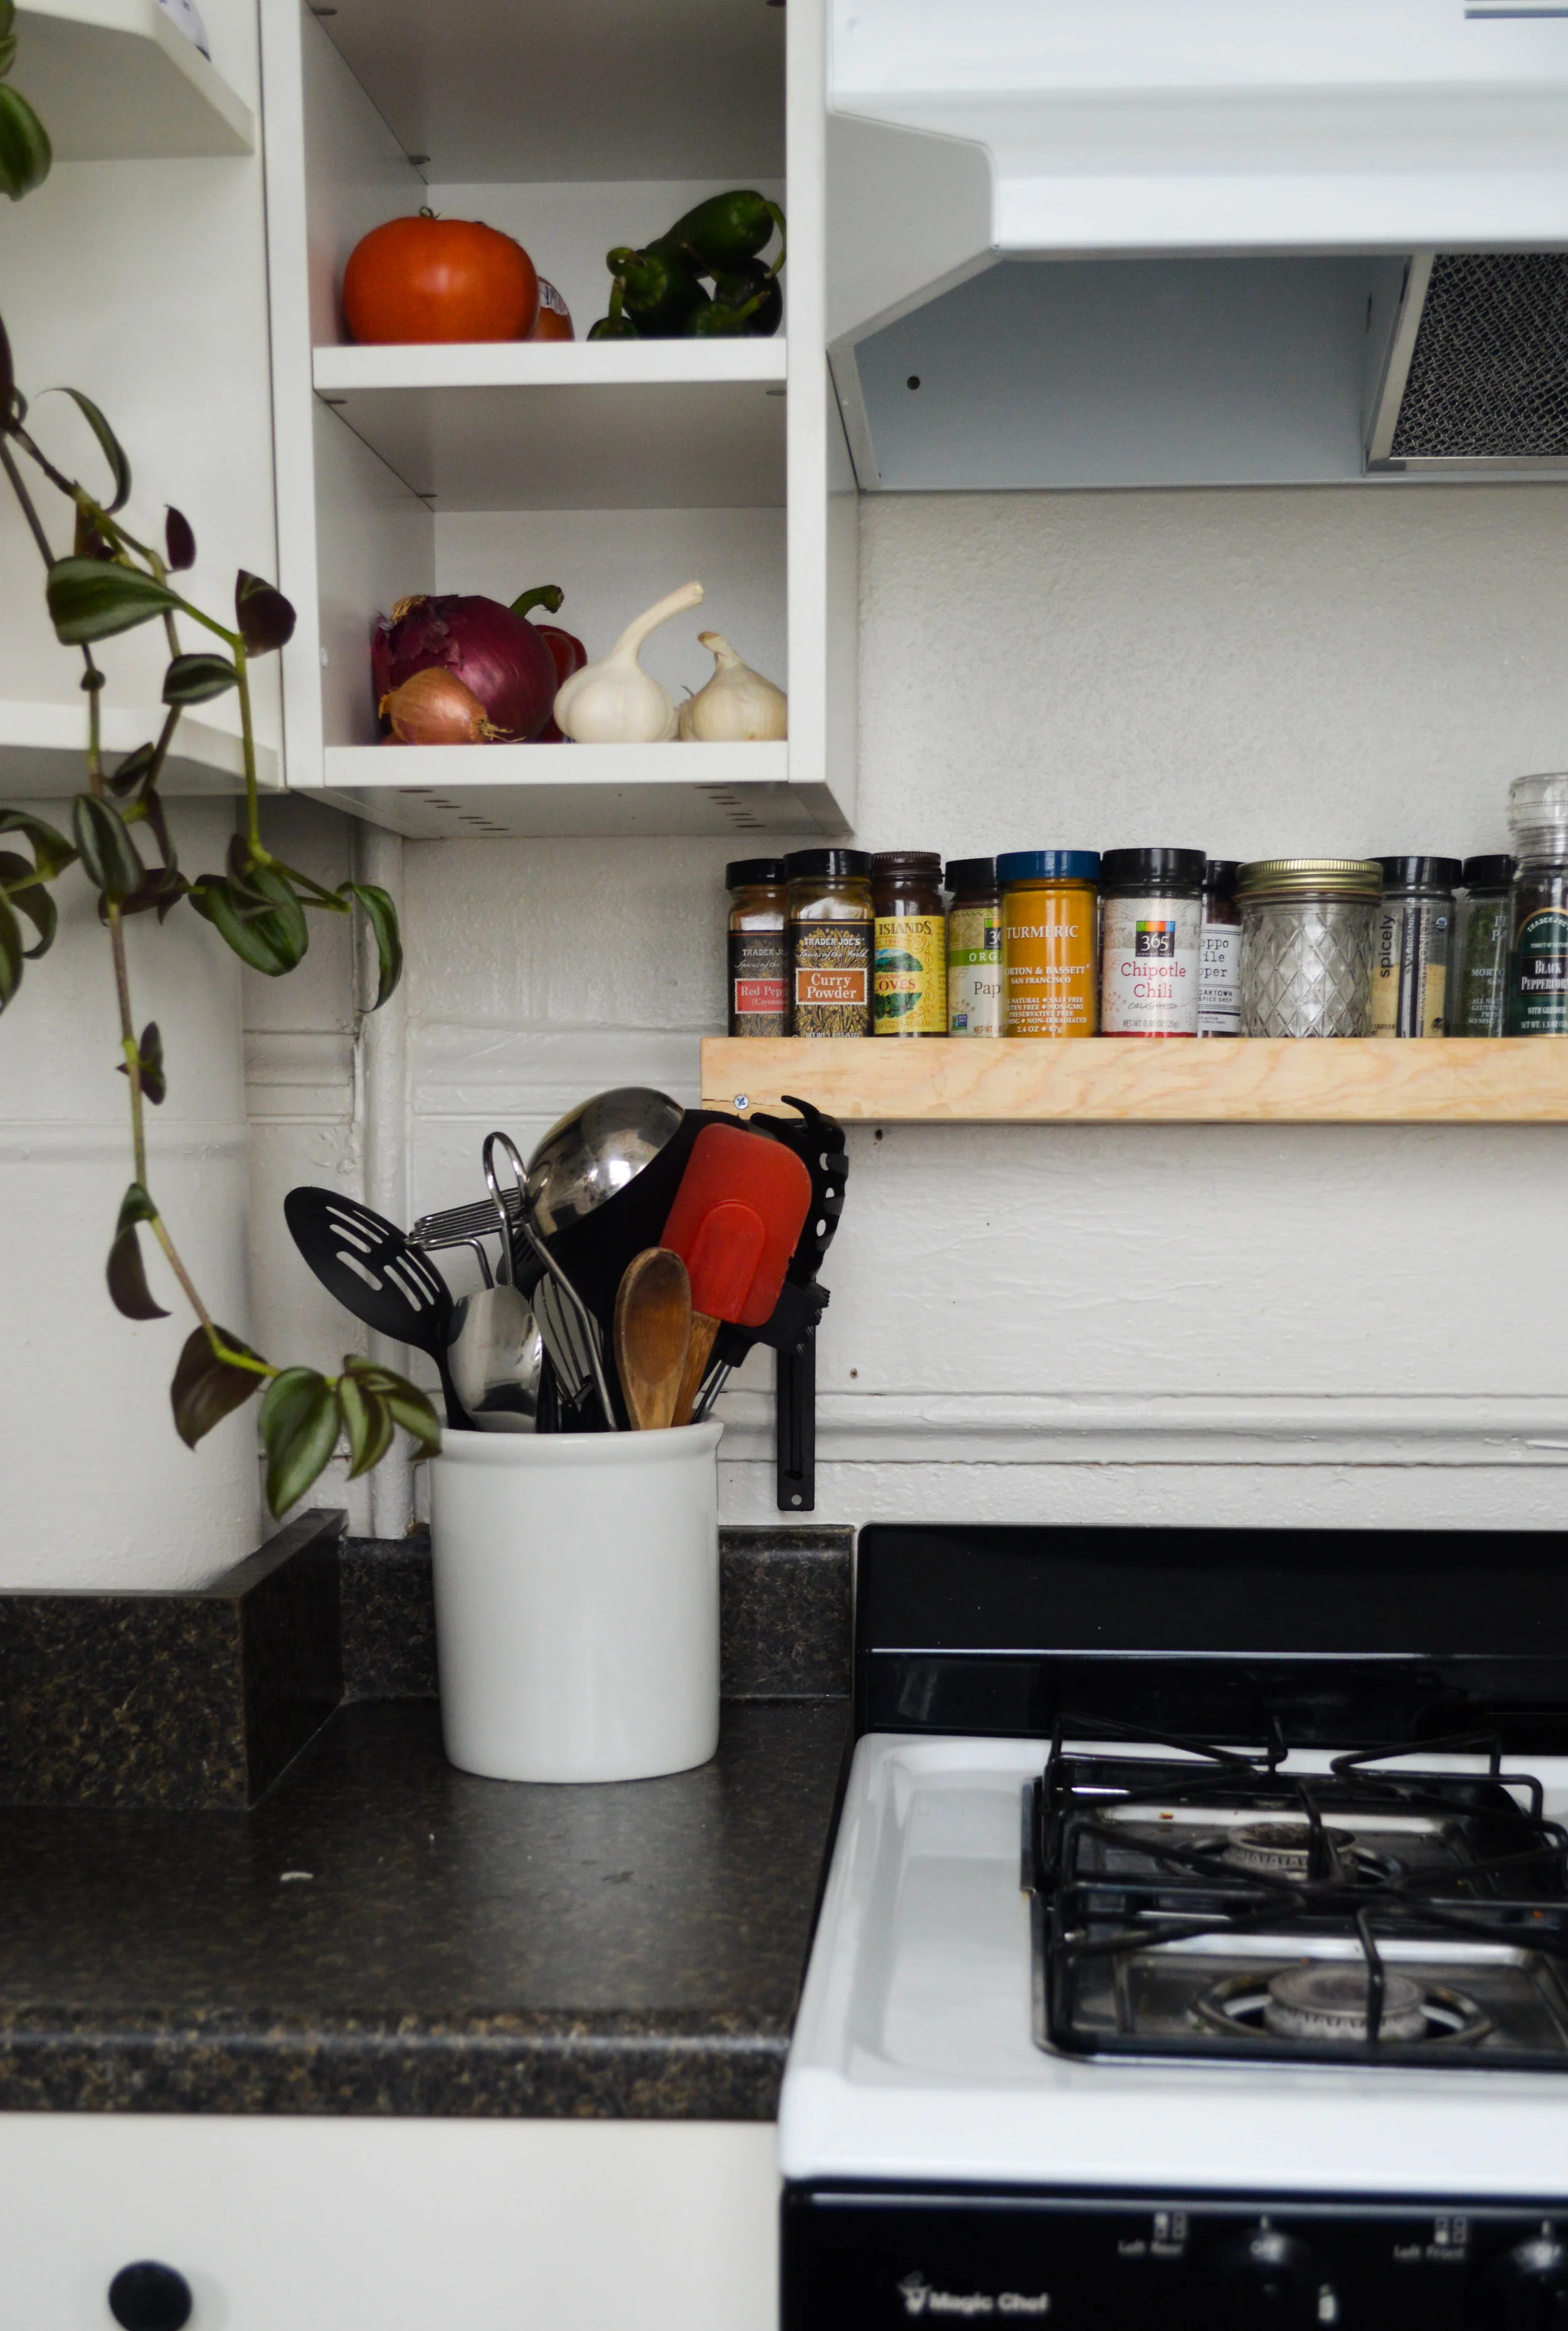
[999,851,1101,1037]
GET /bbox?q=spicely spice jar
[1507,773,1568,1035]
[946,857,1002,1036]
[999,851,1100,1037]
[1099,848,1205,1037]
[872,851,947,1036]
[786,849,873,1037]
[1371,857,1459,1038]
[726,858,788,1038]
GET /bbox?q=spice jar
[1198,859,1242,1038]
[1453,854,1515,1038]
[1099,848,1206,1038]
[1237,859,1381,1037]
[785,849,873,1038]
[1507,773,1568,1035]
[999,851,1100,1037]
[946,858,1002,1036]
[1370,857,1459,1038]
[871,851,947,1037]
[725,857,788,1038]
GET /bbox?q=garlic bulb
[677,632,788,742]
[553,581,703,744]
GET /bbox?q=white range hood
[826,0,1568,489]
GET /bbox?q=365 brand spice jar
[1507,773,1568,1036]
[785,849,873,1038]
[1099,848,1205,1037]
[725,857,788,1038]
[999,851,1100,1037]
[1371,857,1459,1038]
[945,858,1002,1036]
[1198,859,1242,1038]
[1238,859,1380,1037]
[871,851,947,1036]
[1454,854,1515,1038]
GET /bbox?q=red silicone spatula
[661,1123,813,1422]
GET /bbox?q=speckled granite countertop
[0,1696,849,2119]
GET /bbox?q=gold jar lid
[1237,858,1381,900]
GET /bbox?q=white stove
[778,1522,1568,2328]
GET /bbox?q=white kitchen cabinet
[14,0,255,159]
[259,0,857,839]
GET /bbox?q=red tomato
[343,215,539,344]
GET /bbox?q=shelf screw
[733,1093,750,1111]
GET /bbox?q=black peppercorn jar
[1507,774,1568,1036]
[785,849,874,1037]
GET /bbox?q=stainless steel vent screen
[1389,253,1568,460]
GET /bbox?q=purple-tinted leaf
[235,570,295,656]
[107,1182,169,1321]
[171,1324,263,1448]
[164,506,196,571]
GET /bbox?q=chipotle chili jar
[726,858,788,1038]
[785,849,873,1037]
[871,850,946,1036]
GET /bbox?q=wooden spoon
[613,1247,692,1430]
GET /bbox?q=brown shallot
[379,667,514,745]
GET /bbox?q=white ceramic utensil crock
[430,1422,722,1783]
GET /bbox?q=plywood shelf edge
[701,1037,1568,1125]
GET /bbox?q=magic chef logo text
[898,2273,1051,2317]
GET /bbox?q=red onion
[379,667,511,743]
[373,593,556,740]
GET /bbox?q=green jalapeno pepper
[655,191,786,277]
[605,243,709,337]
[587,277,638,341]
[687,257,782,338]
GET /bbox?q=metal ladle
[445,1139,544,1431]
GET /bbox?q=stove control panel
[782,2186,1568,2329]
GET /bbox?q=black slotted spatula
[283,1185,465,1428]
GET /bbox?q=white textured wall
[248,482,1568,1532]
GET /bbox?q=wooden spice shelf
[700,1037,1568,1125]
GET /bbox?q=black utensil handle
[776,1330,815,1514]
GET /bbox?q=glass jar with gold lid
[1237,859,1381,1038]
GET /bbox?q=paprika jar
[725,857,788,1038]
[871,851,948,1036]
[946,857,1002,1036]
[785,849,873,1038]
[999,851,1101,1037]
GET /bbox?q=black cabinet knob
[1209,2227,1323,2330]
[1476,2237,1568,2329]
[107,2261,193,2330]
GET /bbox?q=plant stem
[0,435,53,565]
[235,643,262,852]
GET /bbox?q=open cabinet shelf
[320,740,808,839]
[0,700,279,797]
[701,1037,1568,1125]
[16,0,254,157]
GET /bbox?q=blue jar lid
[996,850,1101,885]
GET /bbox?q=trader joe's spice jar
[999,851,1101,1036]
[786,849,874,1036]
[1099,847,1205,1038]
[872,851,947,1036]
[726,857,788,1038]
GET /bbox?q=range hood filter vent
[1380,253,1568,465]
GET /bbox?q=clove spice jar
[946,857,1002,1036]
[871,851,948,1036]
[725,857,788,1038]
[1238,859,1381,1037]
[1453,854,1515,1038]
[785,849,874,1037]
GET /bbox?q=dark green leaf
[188,874,305,977]
[0,0,17,79]
[0,890,20,1009]
[115,1019,165,1106]
[46,556,176,645]
[235,570,295,656]
[171,1324,264,1449]
[337,1370,394,1480]
[165,506,195,571]
[108,741,156,798]
[342,880,403,1009]
[114,863,188,925]
[106,1181,169,1322]
[0,82,51,203]
[163,650,237,706]
[227,837,308,952]
[72,792,143,902]
[0,807,75,879]
[342,1355,442,1453]
[0,851,55,956]
[53,386,130,512]
[259,1366,341,1516]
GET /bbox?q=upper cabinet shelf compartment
[312,339,787,511]
[15,0,255,157]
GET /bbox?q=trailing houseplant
[0,10,439,1514]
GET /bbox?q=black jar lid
[1203,858,1241,893]
[725,856,788,888]
[1100,847,1207,893]
[871,849,943,874]
[1376,855,1463,891]
[1461,853,1515,889]
[945,856,997,893]
[785,848,872,880]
